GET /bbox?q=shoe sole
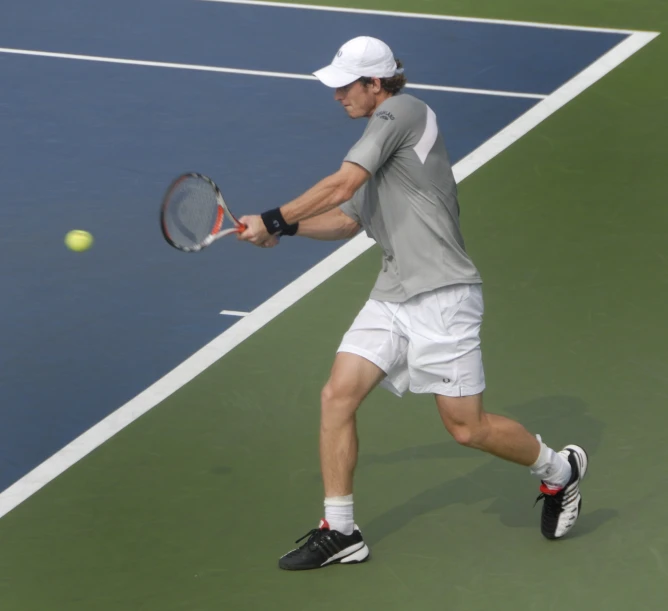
[279,543,370,571]
[338,543,370,565]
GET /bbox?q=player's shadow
[358,395,616,543]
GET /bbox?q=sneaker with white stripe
[278,519,370,570]
[535,444,588,540]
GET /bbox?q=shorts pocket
[433,284,471,335]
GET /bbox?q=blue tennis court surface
[1,0,629,492]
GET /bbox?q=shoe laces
[295,527,331,551]
[534,484,563,517]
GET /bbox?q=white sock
[324,495,354,535]
[529,435,572,489]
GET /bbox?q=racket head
[160,172,244,252]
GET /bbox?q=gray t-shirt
[340,93,481,303]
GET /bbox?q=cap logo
[336,50,343,57]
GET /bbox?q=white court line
[202,0,643,34]
[0,31,658,520]
[0,48,545,99]
[220,310,250,317]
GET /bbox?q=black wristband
[280,222,299,236]
[261,208,299,236]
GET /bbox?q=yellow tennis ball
[65,230,94,252]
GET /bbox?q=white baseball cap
[313,36,401,88]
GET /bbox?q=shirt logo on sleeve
[375,110,395,121]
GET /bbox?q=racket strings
[164,177,224,249]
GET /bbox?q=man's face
[334,79,380,118]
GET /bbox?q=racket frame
[160,172,245,252]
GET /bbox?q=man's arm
[280,162,369,225]
[237,162,368,245]
[296,207,361,241]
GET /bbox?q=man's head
[313,37,407,119]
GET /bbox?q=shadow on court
[356,395,618,543]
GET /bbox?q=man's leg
[435,392,588,539]
[434,392,541,465]
[278,352,385,571]
[320,351,386,500]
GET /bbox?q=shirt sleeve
[339,196,361,224]
[343,106,410,175]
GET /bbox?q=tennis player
[238,36,588,571]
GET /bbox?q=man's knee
[321,378,359,424]
[320,379,344,408]
[436,393,489,448]
[446,424,474,447]
[321,353,385,417]
[446,423,491,449]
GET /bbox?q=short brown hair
[359,60,407,95]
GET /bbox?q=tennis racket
[160,173,246,252]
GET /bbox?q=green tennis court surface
[2,0,667,609]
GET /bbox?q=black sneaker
[535,444,588,540]
[278,519,370,570]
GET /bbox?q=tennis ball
[64,229,94,252]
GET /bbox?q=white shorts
[337,284,485,398]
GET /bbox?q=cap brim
[313,64,360,88]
